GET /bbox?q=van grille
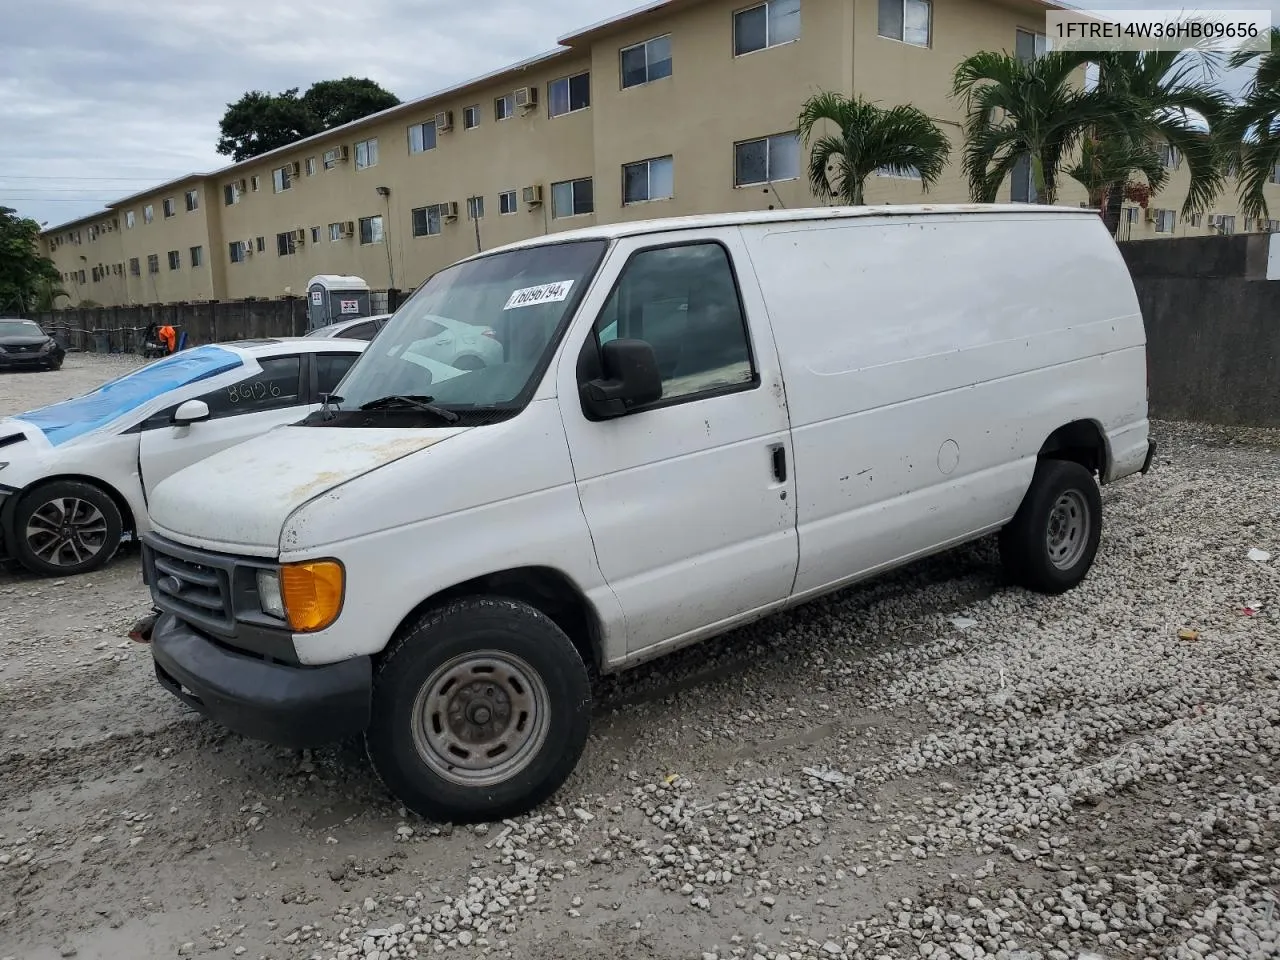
[143,539,235,636]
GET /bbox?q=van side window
[594,242,754,403]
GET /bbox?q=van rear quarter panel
[740,213,1147,596]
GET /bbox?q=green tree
[32,276,69,312]
[1221,28,1280,219]
[1082,50,1227,234]
[0,207,60,315]
[796,92,951,205]
[302,77,401,129]
[216,78,401,162]
[952,50,1121,206]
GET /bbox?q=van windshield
[328,239,607,422]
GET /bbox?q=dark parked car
[0,318,64,371]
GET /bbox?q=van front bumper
[150,613,372,748]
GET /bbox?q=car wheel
[999,458,1102,595]
[452,355,485,371]
[13,480,124,577]
[46,356,63,371]
[365,597,592,823]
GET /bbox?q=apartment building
[40,0,1280,308]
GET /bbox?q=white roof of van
[479,203,1093,257]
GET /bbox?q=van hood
[148,424,466,554]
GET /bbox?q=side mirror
[172,399,211,426]
[582,339,663,420]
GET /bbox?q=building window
[277,232,297,256]
[355,138,379,169]
[495,94,514,120]
[623,155,674,204]
[167,250,181,270]
[143,204,154,224]
[125,211,136,229]
[878,0,931,46]
[408,121,437,154]
[733,132,801,186]
[734,0,801,56]
[185,189,200,212]
[190,245,204,267]
[621,35,673,88]
[310,226,320,244]
[876,164,922,178]
[1268,219,1280,232]
[499,189,518,215]
[1219,215,1235,234]
[224,183,240,206]
[255,236,265,252]
[412,205,444,237]
[1159,144,1180,169]
[1011,154,1038,202]
[551,177,594,218]
[329,222,346,241]
[251,175,260,191]
[1015,28,1046,61]
[273,166,292,193]
[467,196,485,220]
[463,105,480,129]
[1153,209,1176,233]
[359,215,384,244]
[548,72,591,118]
[229,242,245,263]
[163,198,176,218]
[129,257,140,276]
[77,269,85,284]
[147,254,159,274]
[305,157,317,176]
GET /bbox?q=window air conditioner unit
[1143,208,1156,223]
[287,161,301,177]
[236,178,248,192]
[292,228,306,243]
[514,86,537,110]
[341,220,355,237]
[434,110,453,132]
[522,184,543,206]
[243,240,254,256]
[441,201,459,221]
[324,146,350,164]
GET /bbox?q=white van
[134,205,1154,822]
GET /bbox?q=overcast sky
[3,0,1273,230]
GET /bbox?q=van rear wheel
[365,597,591,823]
[999,458,1102,594]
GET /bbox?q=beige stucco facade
[41,0,1280,308]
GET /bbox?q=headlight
[278,560,345,632]
[256,569,285,619]
[39,340,53,352]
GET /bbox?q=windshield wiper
[358,394,460,423]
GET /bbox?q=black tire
[13,480,123,577]
[365,597,591,823]
[999,458,1102,595]
[46,356,63,371]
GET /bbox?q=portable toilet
[306,275,371,332]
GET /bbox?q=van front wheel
[999,458,1102,594]
[365,597,592,823]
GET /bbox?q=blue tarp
[15,345,244,446]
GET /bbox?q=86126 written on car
[0,318,64,372]
[0,338,365,576]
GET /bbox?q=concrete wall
[1119,234,1280,427]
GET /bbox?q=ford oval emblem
[159,575,183,596]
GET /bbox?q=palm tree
[952,51,1121,206]
[1068,133,1170,232]
[1084,50,1227,233]
[796,91,951,205]
[1221,28,1280,219]
[32,277,69,312]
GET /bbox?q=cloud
[1,0,640,227]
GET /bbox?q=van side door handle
[770,444,787,483]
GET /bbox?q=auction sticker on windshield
[504,280,574,310]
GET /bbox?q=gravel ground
[1,355,1277,960]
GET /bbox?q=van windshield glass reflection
[329,239,607,421]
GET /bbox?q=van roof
[479,203,1095,256]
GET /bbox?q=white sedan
[0,338,366,577]
[308,312,502,370]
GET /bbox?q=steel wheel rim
[24,497,109,567]
[1045,489,1090,570]
[411,650,551,788]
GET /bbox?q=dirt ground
[1,355,1278,960]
